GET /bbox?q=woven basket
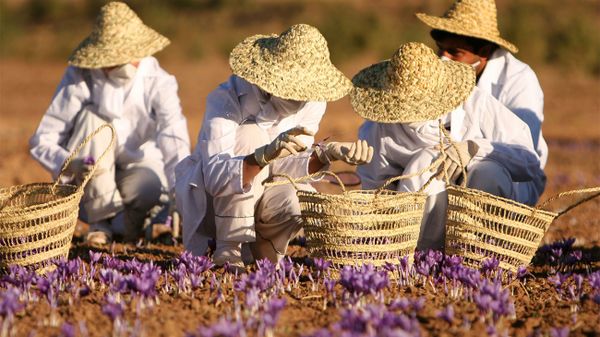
[0,124,115,272]
[436,126,600,272]
[445,185,600,272]
[267,163,442,269]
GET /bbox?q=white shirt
[175,75,326,247]
[477,48,548,168]
[29,57,191,190]
[357,87,546,203]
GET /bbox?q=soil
[1,58,600,336]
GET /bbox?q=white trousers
[194,122,309,263]
[396,148,518,251]
[67,107,166,240]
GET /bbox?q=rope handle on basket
[536,187,600,217]
[264,171,347,192]
[53,124,116,193]
[437,121,468,187]
[376,155,445,194]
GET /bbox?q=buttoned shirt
[357,87,545,204]
[29,57,191,190]
[176,75,326,247]
[477,48,548,168]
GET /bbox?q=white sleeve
[150,72,191,191]
[466,89,544,183]
[356,122,400,189]
[502,68,544,151]
[199,86,248,197]
[29,67,91,178]
[269,101,325,178]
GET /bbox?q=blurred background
[0,0,599,242]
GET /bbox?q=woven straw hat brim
[350,59,475,123]
[229,34,353,102]
[416,13,518,54]
[69,26,170,69]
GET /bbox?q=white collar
[477,48,508,90]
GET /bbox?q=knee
[121,168,163,211]
[467,160,512,197]
[258,185,300,225]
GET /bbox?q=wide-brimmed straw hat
[350,42,475,123]
[229,24,352,102]
[416,0,518,54]
[69,2,170,69]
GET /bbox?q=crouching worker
[29,2,191,244]
[176,24,373,268]
[351,42,545,251]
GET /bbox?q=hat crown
[266,24,330,64]
[386,42,445,99]
[91,2,143,43]
[444,0,500,36]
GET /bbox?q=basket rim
[0,182,81,215]
[446,185,558,217]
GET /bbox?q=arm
[467,89,544,182]
[150,73,191,191]
[502,69,544,150]
[29,67,91,178]
[269,101,326,178]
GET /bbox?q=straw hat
[68,2,170,69]
[229,24,352,101]
[416,0,518,53]
[350,42,475,123]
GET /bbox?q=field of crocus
[1,236,599,337]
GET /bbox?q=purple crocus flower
[102,295,124,321]
[550,327,570,337]
[193,317,245,337]
[60,322,76,337]
[0,287,23,318]
[436,304,454,324]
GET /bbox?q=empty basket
[0,124,115,272]
[267,166,442,269]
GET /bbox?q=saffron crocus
[436,304,455,324]
[550,327,570,337]
[192,317,245,337]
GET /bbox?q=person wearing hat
[351,42,545,251]
[176,24,373,267]
[416,0,548,177]
[29,2,190,244]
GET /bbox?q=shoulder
[502,52,541,85]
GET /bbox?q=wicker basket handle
[53,124,116,193]
[264,170,347,193]
[537,187,600,217]
[376,155,445,194]
[437,122,468,187]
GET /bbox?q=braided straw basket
[445,185,600,272]
[267,162,441,269]
[0,124,115,272]
[437,127,600,272]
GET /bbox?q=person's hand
[434,140,479,181]
[65,157,105,183]
[254,126,315,167]
[316,140,374,165]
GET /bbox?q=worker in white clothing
[176,24,373,268]
[351,42,545,251]
[416,0,548,180]
[29,2,190,244]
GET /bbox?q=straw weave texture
[416,0,518,53]
[299,187,424,268]
[350,42,475,123]
[0,125,115,272]
[229,24,352,101]
[69,2,170,69]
